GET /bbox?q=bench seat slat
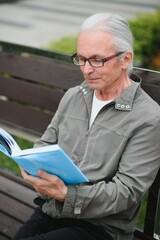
[0,173,37,207]
[0,193,35,222]
[0,170,36,239]
[0,212,22,239]
[0,234,10,240]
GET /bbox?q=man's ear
[121,51,133,70]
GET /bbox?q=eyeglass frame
[71,51,125,68]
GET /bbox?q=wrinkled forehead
[77,31,116,56]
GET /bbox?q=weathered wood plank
[0,101,53,134]
[0,75,64,111]
[0,212,22,239]
[141,83,160,104]
[0,170,36,239]
[0,233,10,240]
[0,171,37,207]
[0,52,83,89]
[0,193,35,222]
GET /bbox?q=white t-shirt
[89,91,113,128]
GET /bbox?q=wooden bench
[0,41,160,240]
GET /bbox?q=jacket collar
[79,74,141,112]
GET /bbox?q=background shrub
[129,9,160,70]
[47,35,77,54]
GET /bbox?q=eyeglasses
[71,51,125,68]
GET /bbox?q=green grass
[0,135,33,175]
[136,193,147,228]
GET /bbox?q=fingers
[38,170,59,183]
[19,166,25,175]
[19,168,67,201]
[37,170,67,201]
[19,166,40,185]
[19,167,30,179]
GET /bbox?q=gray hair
[80,13,134,74]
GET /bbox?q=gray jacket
[35,74,160,240]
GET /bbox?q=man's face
[77,31,128,92]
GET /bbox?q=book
[0,128,89,185]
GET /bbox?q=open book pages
[0,128,60,157]
[18,144,61,157]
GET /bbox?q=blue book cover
[0,128,89,185]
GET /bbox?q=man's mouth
[87,77,100,81]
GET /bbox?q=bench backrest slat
[0,100,53,134]
[0,51,82,89]
[0,75,64,111]
[141,83,160,104]
[144,168,160,236]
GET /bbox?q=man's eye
[91,58,103,63]
[78,57,85,61]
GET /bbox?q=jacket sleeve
[42,118,160,219]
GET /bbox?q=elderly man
[13,13,160,240]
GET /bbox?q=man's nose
[82,61,94,73]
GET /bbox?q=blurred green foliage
[129,9,160,70]
[47,35,77,54]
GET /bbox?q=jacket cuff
[60,185,77,217]
[61,185,85,217]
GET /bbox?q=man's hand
[20,168,68,202]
